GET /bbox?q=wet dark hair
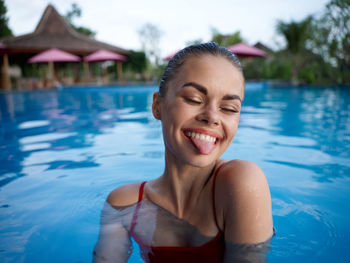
[159,42,243,97]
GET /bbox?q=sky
[6,0,329,57]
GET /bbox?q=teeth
[185,131,217,142]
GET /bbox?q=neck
[155,150,217,218]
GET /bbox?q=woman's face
[153,55,244,167]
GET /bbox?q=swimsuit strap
[131,164,226,234]
[212,162,228,232]
[130,181,146,234]
[138,181,146,202]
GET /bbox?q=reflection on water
[231,86,350,179]
[0,85,350,262]
[0,87,157,187]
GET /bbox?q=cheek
[160,102,183,137]
[225,116,240,141]
[163,100,193,123]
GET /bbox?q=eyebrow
[222,94,242,102]
[181,82,242,102]
[182,82,207,95]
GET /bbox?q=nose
[195,104,220,126]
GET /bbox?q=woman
[93,42,273,263]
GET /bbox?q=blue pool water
[0,84,349,262]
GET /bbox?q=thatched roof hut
[0,4,130,89]
[0,4,129,56]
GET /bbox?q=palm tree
[276,17,312,84]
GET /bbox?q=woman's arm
[93,202,133,263]
[216,160,273,262]
[223,239,272,263]
[93,183,141,263]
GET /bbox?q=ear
[152,92,161,120]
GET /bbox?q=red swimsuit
[130,164,227,263]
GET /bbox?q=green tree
[0,0,13,37]
[137,23,164,82]
[310,0,349,84]
[223,31,244,46]
[186,38,203,46]
[65,3,96,37]
[211,27,224,45]
[210,28,243,47]
[276,16,313,84]
[138,23,163,66]
[243,52,293,82]
[124,51,147,73]
[276,17,312,54]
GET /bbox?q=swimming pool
[0,84,349,262]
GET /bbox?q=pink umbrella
[227,42,267,58]
[84,49,127,82]
[28,48,81,63]
[28,48,80,84]
[84,49,127,62]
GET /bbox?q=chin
[182,152,221,168]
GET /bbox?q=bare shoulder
[216,159,270,206]
[216,159,273,243]
[107,182,144,207]
[218,159,268,190]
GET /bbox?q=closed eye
[221,107,239,113]
[184,97,202,104]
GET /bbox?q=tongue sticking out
[190,137,216,155]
